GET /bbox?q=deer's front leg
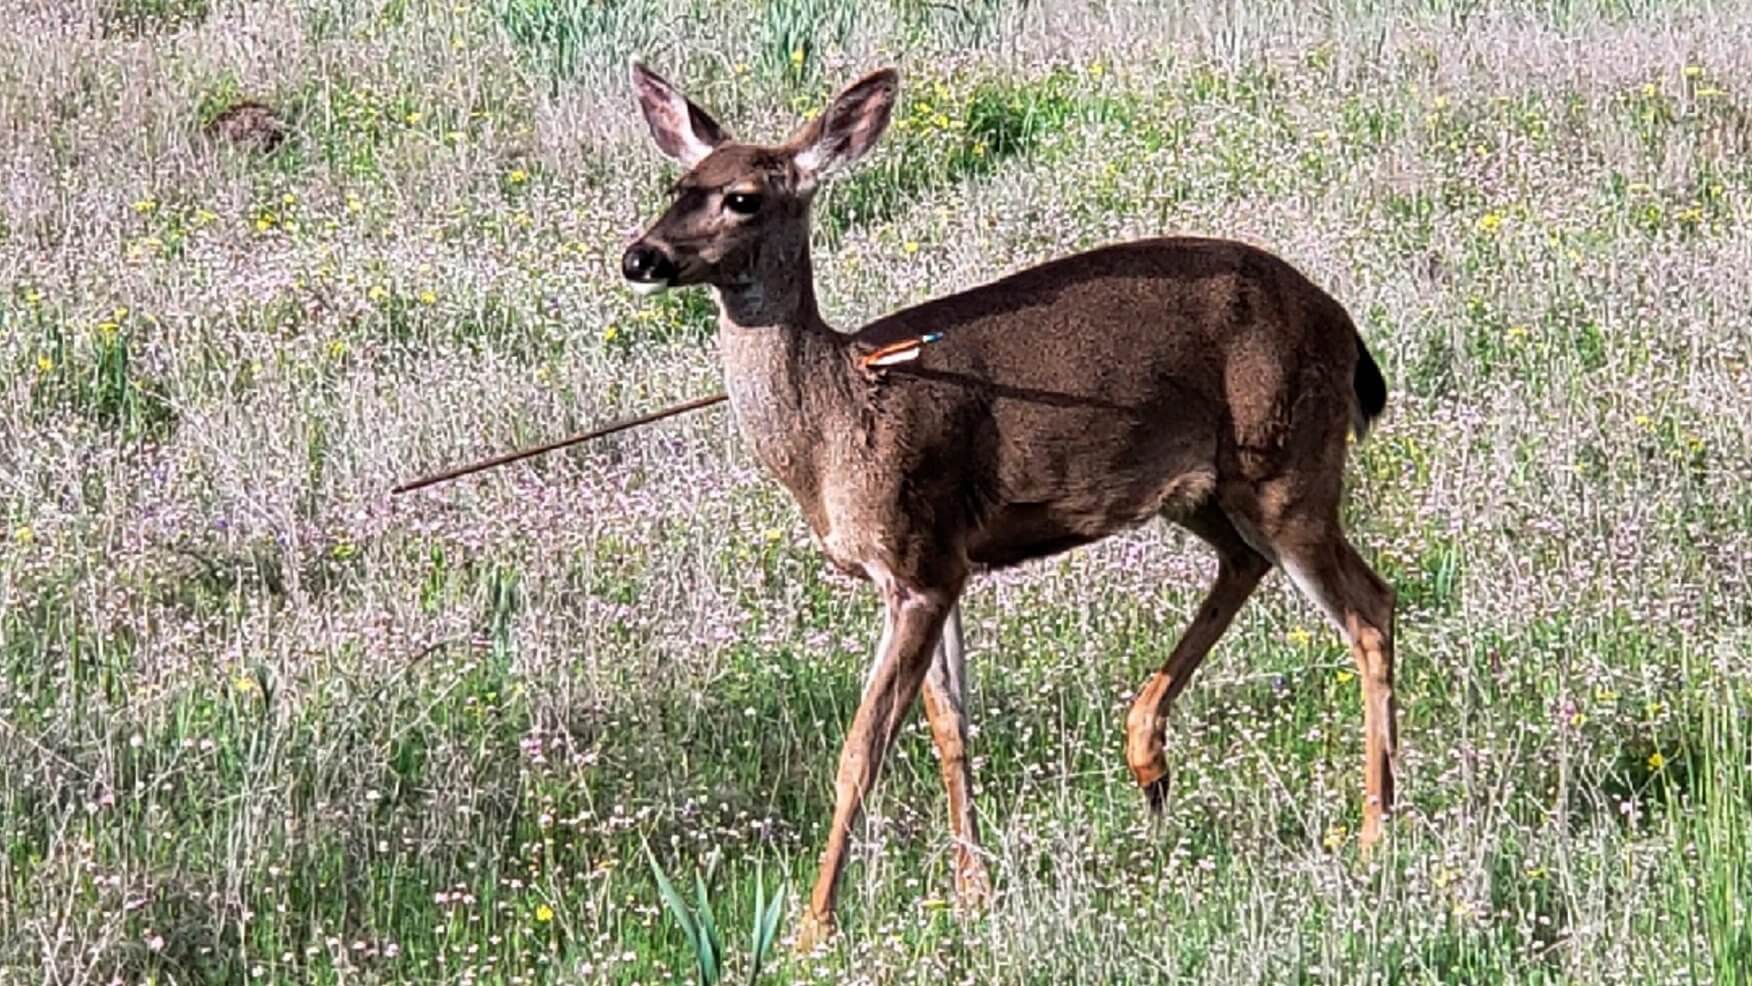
[920,604,990,908]
[797,575,957,952]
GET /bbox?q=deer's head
[621,60,898,303]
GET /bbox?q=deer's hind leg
[919,604,991,907]
[1272,523,1398,849]
[1125,502,1272,810]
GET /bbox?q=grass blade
[694,868,721,983]
[645,842,701,964]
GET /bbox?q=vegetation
[1,0,1748,983]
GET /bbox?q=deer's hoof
[794,911,837,955]
[955,858,993,911]
[1142,774,1171,815]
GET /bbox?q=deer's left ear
[629,58,731,168]
[788,68,899,187]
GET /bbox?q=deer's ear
[789,68,899,186]
[629,58,730,168]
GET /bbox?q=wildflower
[326,338,349,360]
[1506,324,1529,342]
[903,240,920,255]
[1641,82,1657,97]
[13,525,32,544]
[508,168,528,184]
[405,111,423,125]
[418,289,437,305]
[36,354,53,373]
[534,903,554,923]
[790,47,805,66]
[1089,61,1105,78]
[133,197,157,214]
[1647,751,1665,771]
[233,674,256,693]
[601,323,619,343]
[368,285,388,303]
[1476,211,1503,234]
[1336,669,1355,684]
[281,192,297,206]
[346,194,363,214]
[256,213,277,232]
[24,288,41,304]
[1682,64,1703,79]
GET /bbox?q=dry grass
[2,0,1749,983]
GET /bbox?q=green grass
[2,0,1751,983]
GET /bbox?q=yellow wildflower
[1476,212,1503,234]
[1682,65,1703,79]
[1647,751,1665,771]
[1336,669,1355,684]
[13,525,32,543]
[790,47,805,66]
[36,354,54,373]
[508,168,528,184]
[405,111,422,125]
[601,323,619,343]
[281,192,297,206]
[132,197,157,214]
[418,289,437,305]
[534,903,554,923]
[903,240,920,255]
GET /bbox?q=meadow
[2,0,1749,982]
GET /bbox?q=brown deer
[622,59,1398,948]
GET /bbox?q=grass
[3,0,1751,983]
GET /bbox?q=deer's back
[850,236,1360,569]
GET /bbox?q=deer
[620,59,1398,949]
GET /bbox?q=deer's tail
[1352,332,1387,441]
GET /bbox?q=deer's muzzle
[621,242,677,295]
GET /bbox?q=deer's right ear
[629,58,730,168]
[789,68,899,187]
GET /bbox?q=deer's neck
[713,257,852,534]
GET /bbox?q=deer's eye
[724,192,763,215]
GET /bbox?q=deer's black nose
[621,243,677,283]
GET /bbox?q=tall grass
[1,0,1749,983]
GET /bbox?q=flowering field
[3,0,1750,982]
